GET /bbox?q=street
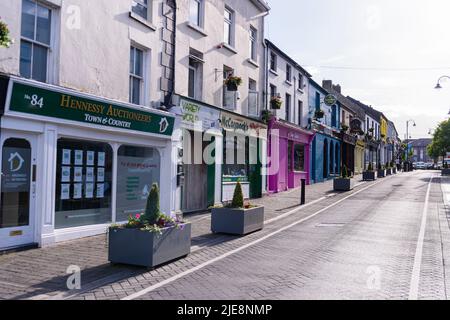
[0,170,449,300]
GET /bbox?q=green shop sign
[8,81,174,136]
[324,94,337,106]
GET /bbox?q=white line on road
[408,174,434,300]
[122,177,388,300]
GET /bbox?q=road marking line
[408,174,434,300]
[122,178,386,300]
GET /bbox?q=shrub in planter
[211,182,264,235]
[108,183,191,268]
[334,165,355,191]
[385,162,392,175]
[341,124,349,133]
[377,163,386,178]
[224,76,242,91]
[363,162,376,181]
[442,163,450,176]
[270,96,282,110]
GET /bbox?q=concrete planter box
[386,168,392,175]
[211,206,264,235]
[392,168,397,174]
[377,169,386,178]
[333,178,355,191]
[108,224,191,268]
[362,171,376,181]
[442,169,450,176]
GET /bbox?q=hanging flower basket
[0,20,13,48]
[314,109,325,119]
[270,96,282,109]
[224,76,242,92]
[341,124,349,133]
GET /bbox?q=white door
[0,132,37,250]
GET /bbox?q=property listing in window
[55,139,112,229]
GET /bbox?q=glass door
[0,133,36,250]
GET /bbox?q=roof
[308,77,329,95]
[325,86,365,121]
[405,138,432,148]
[250,0,271,12]
[347,96,383,120]
[265,39,312,78]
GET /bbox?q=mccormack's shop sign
[8,81,174,136]
[220,111,267,138]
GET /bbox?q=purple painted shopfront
[268,118,315,193]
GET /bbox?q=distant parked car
[415,162,426,170]
[426,162,434,169]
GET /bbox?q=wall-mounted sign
[220,111,267,138]
[8,81,175,136]
[350,118,363,134]
[324,94,337,106]
[178,98,221,132]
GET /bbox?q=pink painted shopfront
[268,118,314,193]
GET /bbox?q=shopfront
[339,132,356,175]
[0,77,175,249]
[220,111,267,202]
[310,125,341,184]
[268,118,314,193]
[171,96,222,214]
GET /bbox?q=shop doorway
[182,130,212,213]
[0,133,37,250]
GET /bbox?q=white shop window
[55,139,113,229]
[116,146,161,222]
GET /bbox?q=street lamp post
[405,120,416,170]
[435,76,450,115]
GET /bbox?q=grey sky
[266,0,450,139]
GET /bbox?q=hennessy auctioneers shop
[0,77,175,250]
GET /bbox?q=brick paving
[0,171,449,300]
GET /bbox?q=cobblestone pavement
[0,171,448,300]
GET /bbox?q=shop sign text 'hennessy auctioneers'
[8,81,174,136]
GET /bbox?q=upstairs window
[248,79,258,117]
[188,49,204,100]
[224,7,234,46]
[286,64,292,83]
[249,26,257,61]
[189,0,203,27]
[285,93,291,122]
[20,0,52,82]
[270,52,277,72]
[132,0,149,20]
[298,73,304,89]
[129,46,144,105]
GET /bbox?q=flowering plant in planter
[0,19,13,48]
[224,75,242,91]
[109,183,191,268]
[111,184,186,234]
[314,109,325,119]
[211,181,264,235]
[270,95,282,109]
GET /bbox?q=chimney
[332,84,341,93]
[322,80,332,90]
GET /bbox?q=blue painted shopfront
[308,79,342,184]
[310,133,341,183]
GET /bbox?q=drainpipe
[162,0,177,110]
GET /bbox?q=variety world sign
[179,98,221,132]
[8,81,175,136]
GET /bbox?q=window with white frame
[298,73,304,89]
[224,7,234,46]
[285,93,291,122]
[298,100,303,126]
[270,52,277,72]
[188,49,203,100]
[132,0,149,20]
[20,0,52,82]
[248,79,258,117]
[189,0,203,27]
[286,64,292,83]
[223,66,236,110]
[249,26,257,61]
[129,46,144,105]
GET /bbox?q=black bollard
[300,179,306,205]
